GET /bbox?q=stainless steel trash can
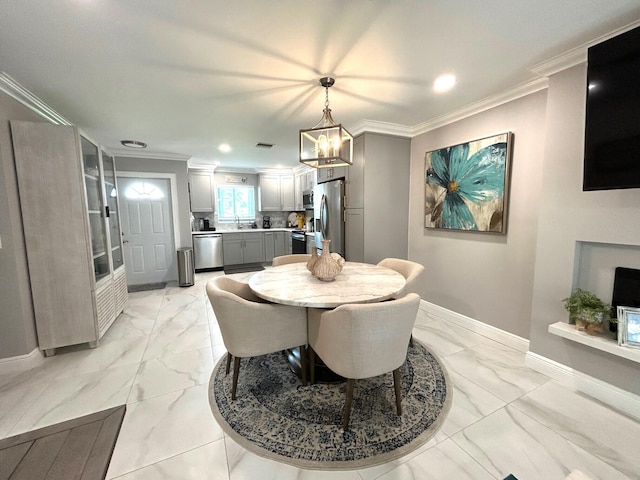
[177,247,195,287]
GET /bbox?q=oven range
[291,230,307,254]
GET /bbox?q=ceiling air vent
[256,142,274,149]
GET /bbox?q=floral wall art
[424,132,513,233]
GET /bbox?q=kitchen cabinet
[264,231,286,262]
[259,174,294,211]
[286,231,293,255]
[344,133,411,264]
[316,165,346,184]
[10,121,128,355]
[294,168,316,210]
[222,232,265,265]
[189,170,215,212]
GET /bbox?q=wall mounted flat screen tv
[584,25,640,191]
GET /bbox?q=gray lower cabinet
[222,232,265,265]
[264,231,286,263]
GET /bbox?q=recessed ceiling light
[433,74,456,93]
[120,140,147,149]
[218,143,231,153]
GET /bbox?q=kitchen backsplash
[192,211,299,230]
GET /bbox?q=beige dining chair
[272,254,312,266]
[377,258,424,347]
[206,277,308,400]
[307,293,420,430]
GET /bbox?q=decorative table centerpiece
[310,239,344,281]
[562,288,611,335]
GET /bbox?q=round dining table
[248,261,407,308]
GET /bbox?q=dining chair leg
[343,378,355,431]
[308,347,316,385]
[393,368,402,416]
[225,352,232,375]
[299,345,308,386]
[231,356,241,401]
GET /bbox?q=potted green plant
[562,288,610,335]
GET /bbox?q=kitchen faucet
[235,215,241,229]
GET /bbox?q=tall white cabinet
[11,121,128,356]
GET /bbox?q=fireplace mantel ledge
[549,322,640,363]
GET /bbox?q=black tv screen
[584,25,640,191]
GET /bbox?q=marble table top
[248,262,406,308]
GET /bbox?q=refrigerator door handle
[320,194,328,238]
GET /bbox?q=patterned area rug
[208,341,451,470]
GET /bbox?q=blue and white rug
[208,340,451,470]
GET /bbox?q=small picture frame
[616,306,640,348]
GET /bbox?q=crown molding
[349,119,412,138]
[410,78,548,137]
[112,149,191,162]
[529,19,640,77]
[0,72,72,125]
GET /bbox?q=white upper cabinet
[189,170,215,212]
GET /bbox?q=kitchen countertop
[191,228,306,234]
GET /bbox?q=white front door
[118,177,177,285]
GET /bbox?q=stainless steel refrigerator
[313,179,345,257]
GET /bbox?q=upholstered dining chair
[377,258,424,347]
[307,293,421,430]
[272,254,312,266]
[206,277,308,400]
[377,258,424,295]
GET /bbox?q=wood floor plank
[0,405,126,480]
[11,430,69,480]
[45,421,101,480]
[81,406,126,480]
[0,442,32,480]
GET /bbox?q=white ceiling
[2,1,640,170]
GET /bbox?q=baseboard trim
[420,300,529,353]
[0,348,44,376]
[525,351,640,422]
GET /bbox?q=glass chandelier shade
[299,77,353,168]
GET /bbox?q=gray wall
[115,156,192,251]
[529,64,640,395]
[408,91,547,339]
[0,92,44,358]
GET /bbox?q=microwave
[302,190,314,209]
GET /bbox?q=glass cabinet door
[81,137,110,281]
[101,151,124,270]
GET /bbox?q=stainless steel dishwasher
[193,234,224,270]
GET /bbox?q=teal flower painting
[424,133,512,233]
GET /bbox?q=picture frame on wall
[424,132,513,233]
[617,306,640,348]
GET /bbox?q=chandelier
[299,77,353,168]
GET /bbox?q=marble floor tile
[9,364,138,436]
[224,436,363,480]
[357,431,448,480]
[54,334,148,380]
[153,306,209,333]
[0,353,72,393]
[128,347,214,402]
[451,406,632,480]
[107,384,223,478]
[373,438,495,480]
[512,381,640,479]
[142,324,212,361]
[0,382,48,438]
[413,317,487,358]
[440,369,506,437]
[109,440,229,480]
[442,341,549,403]
[104,310,157,341]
